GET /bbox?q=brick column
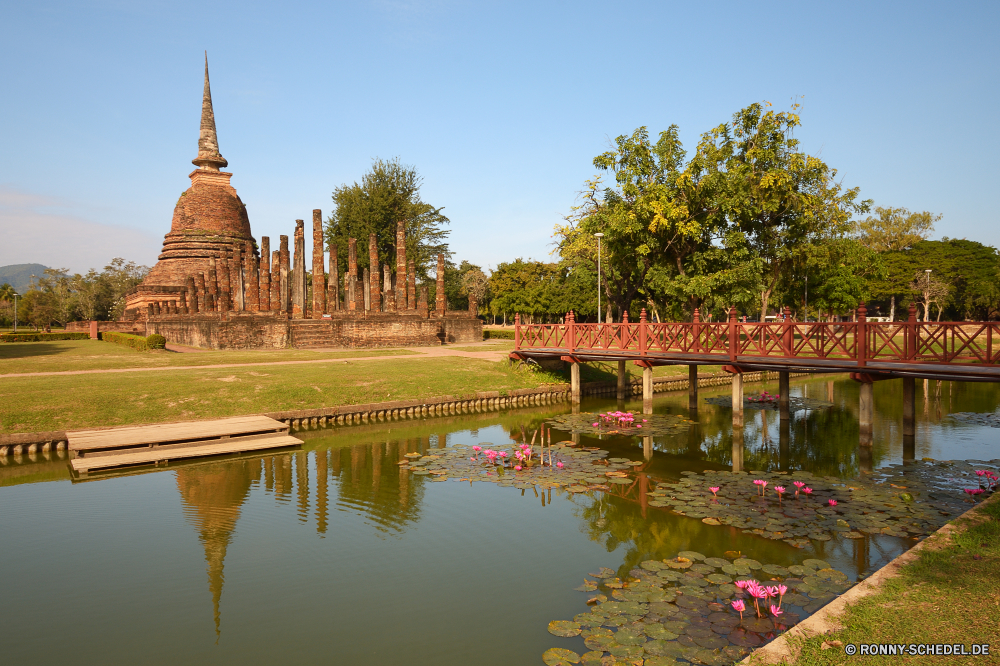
[348,238,358,310]
[363,267,371,311]
[407,260,416,311]
[186,277,199,314]
[312,210,326,315]
[208,257,219,311]
[196,273,207,313]
[395,220,407,309]
[153,302,161,315]
[328,242,339,311]
[219,251,232,312]
[369,233,380,312]
[147,303,154,318]
[384,264,394,311]
[246,241,259,312]
[259,237,270,312]
[270,250,280,313]
[232,243,244,312]
[292,220,305,318]
[279,235,290,315]
[435,253,446,316]
[418,285,429,317]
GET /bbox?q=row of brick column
[152,210,454,319]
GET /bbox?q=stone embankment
[0,369,807,457]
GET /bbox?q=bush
[484,329,515,340]
[102,331,150,351]
[146,334,166,349]
[0,332,91,342]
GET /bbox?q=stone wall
[146,311,481,350]
[66,320,147,335]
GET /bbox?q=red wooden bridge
[510,304,1000,383]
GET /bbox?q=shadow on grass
[0,343,68,361]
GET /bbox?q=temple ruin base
[141,312,481,350]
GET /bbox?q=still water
[2,375,999,664]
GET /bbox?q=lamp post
[924,269,932,322]
[594,233,604,323]
[13,292,20,333]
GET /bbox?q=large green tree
[326,158,450,284]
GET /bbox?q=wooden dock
[68,415,302,476]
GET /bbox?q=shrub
[484,329,515,340]
[0,332,91,343]
[146,334,167,349]
[102,331,150,351]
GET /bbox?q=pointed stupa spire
[192,52,228,171]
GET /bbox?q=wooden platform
[68,415,302,476]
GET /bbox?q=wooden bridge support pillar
[778,371,790,421]
[642,366,653,414]
[731,373,744,428]
[570,362,581,406]
[688,365,698,414]
[859,382,874,447]
[902,377,916,461]
[643,436,653,461]
[617,360,627,403]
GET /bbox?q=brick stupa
[124,54,255,319]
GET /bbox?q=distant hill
[0,264,51,293]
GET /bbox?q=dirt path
[0,342,513,378]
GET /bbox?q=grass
[0,356,568,433]
[784,493,1000,665]
[0,340,415,374]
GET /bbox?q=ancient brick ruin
[115,56,480,350]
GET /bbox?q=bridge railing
[513,305,1000,367]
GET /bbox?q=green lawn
[0,340,415,374]
[784,494,1000,665]
[0,356,567,433]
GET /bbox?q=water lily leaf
[581,651,604,666]
[548,621,582,637]
[728,628,763,647]
[608,478,632,485]
[760,564,789,577]
[694,635,728,650]
[703,557,731,568]
[643,625,679,641]
[576,580,598,592]
[705,573,731,584]
[743,617,774,633]
[642,656,680,666]
[609,644,644,658]
[614,629,645,646]
[584,633,617,650]
[676,550,705,561]
[543,648,581,665]
[733,558,761,569]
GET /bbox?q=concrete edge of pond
[0,369,812,456]
[740,495,991,665]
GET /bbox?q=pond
[2,374,999,665]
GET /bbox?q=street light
[925,269,932,322]
[594,233,604,324]
[13,292,20,333]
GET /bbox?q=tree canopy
[326,158,450,283]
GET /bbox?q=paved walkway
[0,342,514,378]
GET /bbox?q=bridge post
[859,380,873,447]
[779,372,790,420]
[902,376,915,461]
[643,435,653,461]
[617,360,627,404]
[642,365,653,414]
[688,365,698,413]
[570,361,581,406]
[906,303,917,360]
[514,313,520,349]
[732,371,744,428]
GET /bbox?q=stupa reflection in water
[174,436,437,638]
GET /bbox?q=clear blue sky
[1,0,997,274]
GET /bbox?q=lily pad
[676,551,706,561]
[543,648,582,665]
[548,621,582,637]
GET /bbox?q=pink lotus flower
[472,445,482,452]
[976,470,988,477]
[734,579,752,591]
[709,486,720,497]
[770,605,784,617]
[828,499,838,506]
[776,584,787,605]
[793,481,805,489]
[556,461,564,469]
[731,599,746,620]
[592,422,599,427]
[766,585,779,598]
[514,465,522,471]
[636,425,642,428]
[802,487,813,495]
